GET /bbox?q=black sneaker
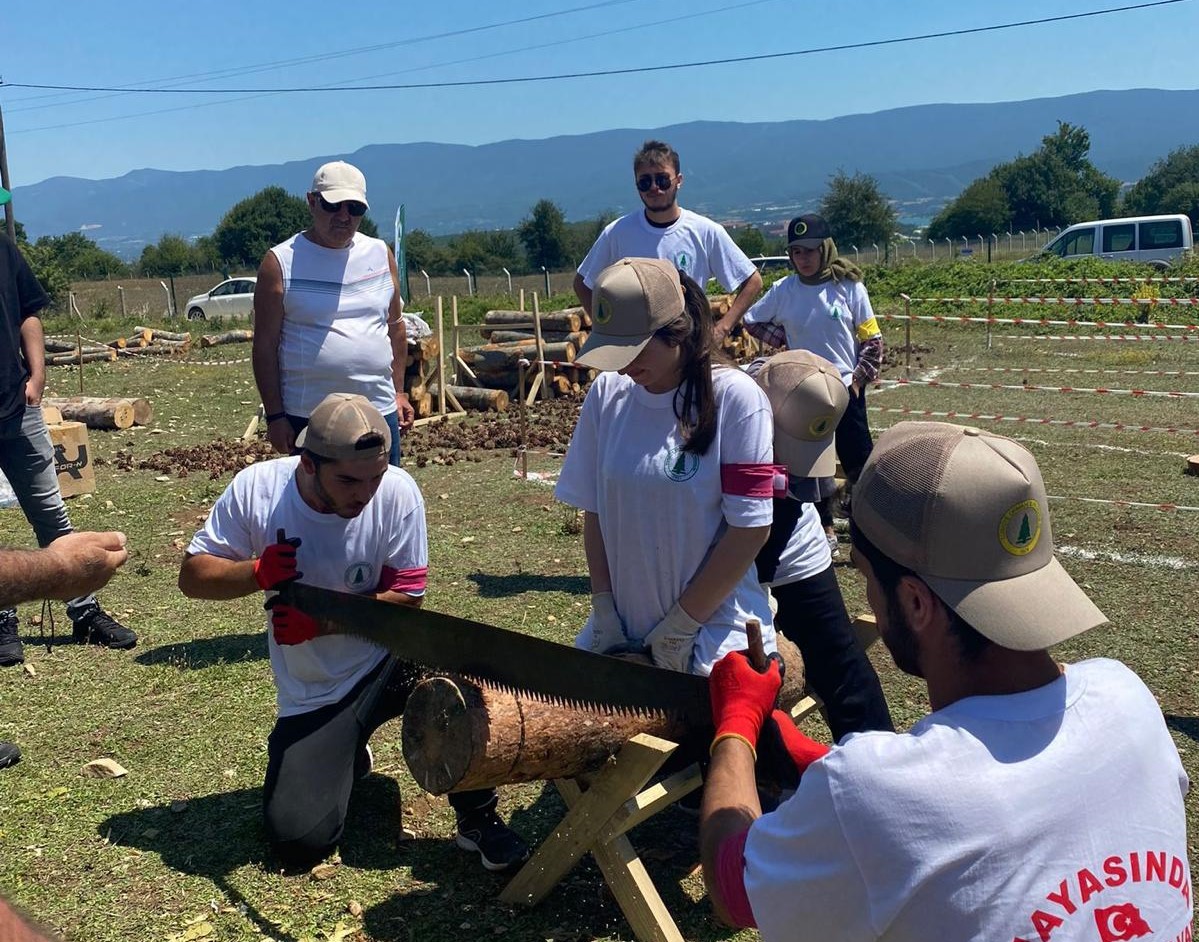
[0,609,23,667]
[0,741,20,769]
[455,808,531,872]
[72,606,137,650]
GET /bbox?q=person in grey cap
[700,421,1191,941]
[180,393,529,872]
[253,161,414,466]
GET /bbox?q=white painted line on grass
[1057,545,1193,571]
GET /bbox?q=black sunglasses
[636,172,676,192]
[317,195,367,217]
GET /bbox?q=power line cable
[2,0,642,111]
[7,0,776,135]
[1,0,1187,96]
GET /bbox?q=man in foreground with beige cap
[253,160,414,466]
[699,421,1191,940]
[180,393,529,872]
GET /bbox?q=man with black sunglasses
[253,161,414,466]
[573,140,762,341]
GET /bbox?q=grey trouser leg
[0,405,96,618]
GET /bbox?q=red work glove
[253,530,302,591]
[708,650,783,759]
[265,596,319,646]
[765,709,829,774]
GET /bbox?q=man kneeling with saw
[179,393,530,871]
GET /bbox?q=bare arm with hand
[0,896,58,942]
[0,531,129,608]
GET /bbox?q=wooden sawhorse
[499,734,701,942]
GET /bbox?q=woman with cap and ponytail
[739,215,884,553]
[555,257,780,676]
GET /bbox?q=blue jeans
[286,411,402,467]
[0,405,95,619]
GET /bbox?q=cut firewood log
[429,383,508,412]
[41,405,63,426]
[409,392,434,419]
[457,342,574,373]
[546,374,572,397]
[199,329,254,348]
[402,674,694,794]
[482,310,582,333]
[124,330,151,348]
[118,343,188,357]
[407,336,440,361]
[484,329,588,347]
[46,397,135,430]
[46,396,152,427]
[44,339,79,354]
[135,326,191,343]
[45,350,117,366]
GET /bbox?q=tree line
[16,122,1199,305]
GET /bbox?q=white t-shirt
[769,498,830,587]
[187,456,428,717]
[577,208,757,292]
[743,658,1193,942]
[743,275,881,385]
[271,231,397,418]
[555,367,777,674]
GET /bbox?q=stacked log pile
[43,328,193,365]
[457,307,596,399]
[402,336,442,419]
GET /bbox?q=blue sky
[4,0,1196,186]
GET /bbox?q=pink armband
[378,565,428,594]
[713,828,757,928]
[721,463,788,499]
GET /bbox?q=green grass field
[0,307,1195,941]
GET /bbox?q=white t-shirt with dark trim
[742,658,1193,942]
[743,275,881,385]
[577,208,757,292]
[555,367,777,674]
[187,456,428,717]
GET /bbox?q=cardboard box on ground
[0,408,95,506]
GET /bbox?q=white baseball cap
[311,161,369,209]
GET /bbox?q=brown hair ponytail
[653,272,726,455]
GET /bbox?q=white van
[1041,214,1193,268]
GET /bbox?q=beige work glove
[644,601,702,673]
[587,592,628,655]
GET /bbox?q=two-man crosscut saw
[282,582,712,724]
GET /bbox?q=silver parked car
[183,277,257,321]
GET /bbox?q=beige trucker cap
[576,257,686,371]
[853,421,1107,650]
[754,351,848,478]
[311,161,369,208]
[295,393,390,461]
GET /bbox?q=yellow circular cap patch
[998,499,1042,556]
[594,299,612,325]
[794,220,808,236]
[808,415,833,438]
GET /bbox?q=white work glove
[587,592,628,655]
[644,601,702,673]
[761,583,778,617]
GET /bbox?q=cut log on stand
[46,396,152,426]
[458,342,574,373]
[45,350,117,366]
[47,397,135,430]
[482,310,582,333]
[135,327,191,343]
[485,330,587,347]
[428,384,508,412]
[402,675,694,794]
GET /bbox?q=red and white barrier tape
[1005,276,1199,285]
[1009,333,1197,342]
[867,405,1199,437]
[1048,496,1199,513]
[940,366,1199,378]
[881,312,1198,330]
[875,378,1199,399]
[903,296,1199,307]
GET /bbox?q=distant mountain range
[13,88,1199,259]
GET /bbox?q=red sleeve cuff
[378,565,427,594]
[721,463,788,499]
[713,828,757,928]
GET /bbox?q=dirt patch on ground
[403,395,583,467]
[111,438,277,478]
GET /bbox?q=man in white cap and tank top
[253,161,413,465]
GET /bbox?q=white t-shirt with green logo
[187,456,428,717]
[577,208,758,291]
[555,367,777,674]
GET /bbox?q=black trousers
[835,384,874,484]
[773,563,894,743]
[262,657,495,867]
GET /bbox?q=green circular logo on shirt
[675,251,691,271]
[664,445,700,482]
[344,562,375,591]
